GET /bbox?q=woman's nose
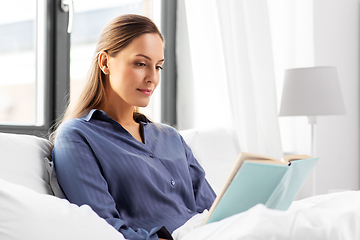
[146,68,159,83]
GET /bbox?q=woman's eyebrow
[135,54,165,63]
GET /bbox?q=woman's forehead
[115,33,164,61]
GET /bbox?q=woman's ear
[98,51,110,75]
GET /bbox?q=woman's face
[105,33,164,108]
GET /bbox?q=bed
[0,130,359,240]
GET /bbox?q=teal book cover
[203,153,319,225]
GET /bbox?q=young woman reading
[51,14,216,240]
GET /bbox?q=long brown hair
[49,14,163,145]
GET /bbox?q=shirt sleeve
[53,130,171,240]
[179,135,217,212]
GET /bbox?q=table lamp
[279,66,346,195]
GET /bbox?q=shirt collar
[83,109,98,122]
[82,109,149,125]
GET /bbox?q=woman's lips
[138,89,152,96]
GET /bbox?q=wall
[314,0,359,194]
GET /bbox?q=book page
[248,159,287,165]
[283,155,311,164]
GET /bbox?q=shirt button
[187,209,192,213]
[171,180,175,186]
[149,153,155,158]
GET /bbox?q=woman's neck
[100,103,144,143]
[99,99,136,126]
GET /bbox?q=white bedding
[0,178,124,240]
[1,131,359,239]
[3,175,359,240]
[173,191,360,240]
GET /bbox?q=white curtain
[176,0,283,159]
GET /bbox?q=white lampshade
[279,66,346,116]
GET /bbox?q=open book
[202,152,319,225]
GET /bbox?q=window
[0,0,167,136]
[0,1,38,125]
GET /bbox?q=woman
[51,14,216,240]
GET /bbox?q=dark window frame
[161,0,177,127]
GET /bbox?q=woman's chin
[135,101,151,108]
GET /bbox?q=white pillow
[180,128,240,194]
[0,132,52,194]
[0,178,125,240]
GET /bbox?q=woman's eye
[156,66,163,70]
[136,63,146,67]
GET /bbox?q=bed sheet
[173,191,360,240]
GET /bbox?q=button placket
[144,147,177,190]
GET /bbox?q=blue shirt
[52,109,216,240]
